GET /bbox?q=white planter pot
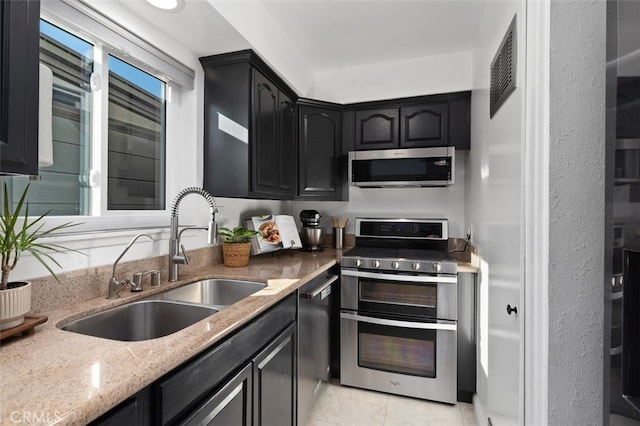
[0,281,32,330]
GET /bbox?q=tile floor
[306,382,478,426]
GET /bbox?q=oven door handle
[340,312,457,331]
[341,269,457,284]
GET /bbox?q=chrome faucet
[169,187,218,282]
[107,233,155,299]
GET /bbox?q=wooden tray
[0,315,48,341]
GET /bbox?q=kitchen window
[1,0,194,233]
[2,19,167,217]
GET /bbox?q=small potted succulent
[0,183,76,330]
[217,226,258,267]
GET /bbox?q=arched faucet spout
[169,187,219,282]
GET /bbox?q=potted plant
[218,226,258,267]
[0,183,76,330]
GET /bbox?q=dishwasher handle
[300,275,338,300]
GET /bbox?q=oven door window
[359,279,437,318]
[358,321,436,378]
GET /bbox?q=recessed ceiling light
[146,0,183,11]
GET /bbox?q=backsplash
[29,246,222,314]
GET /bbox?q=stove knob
[412,262,421,271]
[372,260,381,268]
[354,259,362,268]
[432,262,442,272]
[391,261,400,270]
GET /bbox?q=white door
[466,3,526,425]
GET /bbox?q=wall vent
[490,14,517,118]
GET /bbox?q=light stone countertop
[0,249,341,426]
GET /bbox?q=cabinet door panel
[252,71,279,195]
[90,398,138,426]
[278,93,296,196]
[180,364,252,426]
[355,109,399,150]
[253,323,296,426]
[400,103,449,148]
[0,0,40,175]
[449,98,471,150]
[298,105,342,199]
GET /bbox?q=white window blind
[41,0,195,90]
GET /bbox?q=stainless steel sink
[150,279,267,307]
[61,300,218,341]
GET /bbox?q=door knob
[506,304,518,315]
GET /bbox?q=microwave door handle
[340,312,457,331]
[341,269,457,284]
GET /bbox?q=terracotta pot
[0,281,32,330]
[222,242,252,267]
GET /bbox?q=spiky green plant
[0,183,78,289]
[217,226,258,243]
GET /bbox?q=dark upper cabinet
[297,100,345,200]
[0,0,40,175]
[200,50,297,199]
[400,103,448,148]
[354,108,398,150]
[278,92,297,194]
[346,92,471,151]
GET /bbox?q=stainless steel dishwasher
[298,270,338,426]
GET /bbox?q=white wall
[465,1,525,424]
[206,0,315,96]
[547,1,606,424]
[312,50,473,104]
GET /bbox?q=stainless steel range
[340,218,458,404]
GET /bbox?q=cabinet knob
[506,304,518,315]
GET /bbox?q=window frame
[23,7,192,235]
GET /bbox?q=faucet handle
[180,244,191,265]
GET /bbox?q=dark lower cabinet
[253,323,297,426]
[89,278,332,426]
[0,0,40,175]
[90,392,148,426]
[180,363,253,426]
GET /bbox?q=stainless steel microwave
[348,147,455,187]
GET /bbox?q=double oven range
[340,218,458,404]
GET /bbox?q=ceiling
[116,0,486,72]
[260,1,486,71]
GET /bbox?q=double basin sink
[60,279,267,342]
